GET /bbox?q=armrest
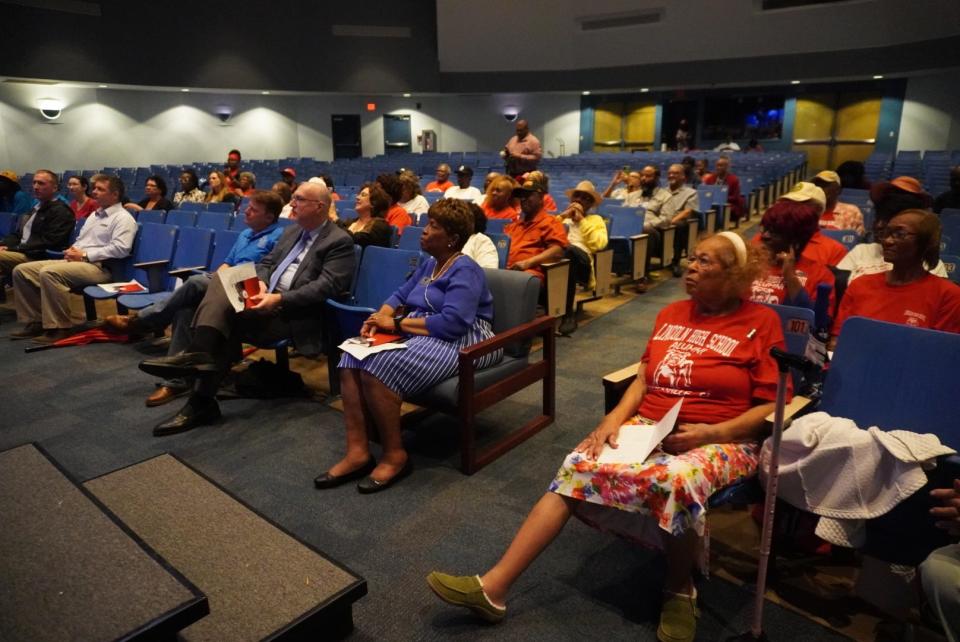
[167,265,207,278]
[458,314,555,363]
[764,395,814,425]
[602,362,640,413]
[134,259,170,269]
[541,258,571,270]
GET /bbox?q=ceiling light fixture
[261,91,270,95]
[790,80,801,85]
[640,87,649,93]
[402,93,411,98]
[582,90,591,96]
[98,84,108,88]
[873,75,884,80]
[181,88,190,93]
[38,98,63,120]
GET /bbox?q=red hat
[281,167,296,178]
[869,175,929,206]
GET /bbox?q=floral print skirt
[549,414,760,569]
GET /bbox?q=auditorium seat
[165,209,197,228]
[116,227,215,312]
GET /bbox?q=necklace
[430,252,461,282]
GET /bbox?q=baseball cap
[813,170,840,185]
[780,181,826,210]
[0,170,19,184]
[281,167,296,178]
[513,173,548,194]
[455,165,473,176]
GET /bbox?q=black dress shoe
[139,352,218,379]
[357,460,414,494]
[314,456,376,489]
[153,399,221,437]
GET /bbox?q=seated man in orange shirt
[425,164,454,193]
[504,174,568,283]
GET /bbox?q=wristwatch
[393,313,405,333]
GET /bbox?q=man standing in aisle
[503,119,542,177]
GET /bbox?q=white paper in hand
[596,399,683,464]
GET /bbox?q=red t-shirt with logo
[831,272,960,338]
[749,255,835,308]
[425,180,454,193]
[639,299,788,424]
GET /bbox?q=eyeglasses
[291,194,323,204]
[876,228,917,241]
[688,254,717,267]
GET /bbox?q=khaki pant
[0,249,30,279]
[12,259,111,329]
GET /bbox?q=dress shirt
[273,228,316,293]
[20,204,40,244]
[75,202,138,263]
[504,133,543,173]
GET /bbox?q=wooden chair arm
[764,395,815,425]
[133,259,170,269]
[602,362,640,413]
[458,314,555,364]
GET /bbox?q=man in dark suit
[0,169,74,295]
[140,179,355,435]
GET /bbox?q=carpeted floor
[0,259,851,641]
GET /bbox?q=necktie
[267,231,310,292]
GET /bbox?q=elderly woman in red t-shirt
[428,232,788,642]
[832,209,960,346]
[749,194,835,309]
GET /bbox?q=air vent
[761,0,850,10]
[577,8,664,31]
[330,25,412,38]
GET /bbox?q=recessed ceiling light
[98,84,108,88]
[181,88,190,92]
[402,93,411,98]
[582,90,591,96]
[873,75,884,80]
[640,87,649,93]
[790,80,801,85]
[261,91,270,95]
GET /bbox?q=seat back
[206,202,235,213]
[820,228,860,251]
[210,229,242,269]
[177,201,204,212]
[127,223,178,287]
[0,211,17,235]
[352,246,421,308]
[764,303,815,388]
[196,211,232,232]
[941,254,960,283]
[483,267,539,358]
[170,226,214,274]
[485,218,510,235]
[137,209,166,225]
[820,317,960,449]
[397,226,425,251]
[488,233,511,269]
[165,209,197,228]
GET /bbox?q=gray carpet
[0,278,847,641]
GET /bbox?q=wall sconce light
[502,105,519,123]
[215,105,232,123]
[38,98,63,120]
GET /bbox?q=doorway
[661,99,698,151]
[383,114,412,156]
[331,114,361,160]
[592,100,657,153]
[792,92,882,173]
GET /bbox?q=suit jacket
[256,221,355,355]
[1,199,74,259]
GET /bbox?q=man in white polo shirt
[11,173,137,344]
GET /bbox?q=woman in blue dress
[316,198,502,493]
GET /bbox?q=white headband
[717,231,747,267]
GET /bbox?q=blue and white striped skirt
[338,313,502,397]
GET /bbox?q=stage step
[0,444,208,642]
[85,454,366,641]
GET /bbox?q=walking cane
[730,346,818,641]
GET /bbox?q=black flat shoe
[357,460,413,494]
[153,399,221,437]
[313,456,376,489]
[140,352,217,379]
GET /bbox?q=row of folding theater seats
[81,222,245,318]
[122,207,297,232]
